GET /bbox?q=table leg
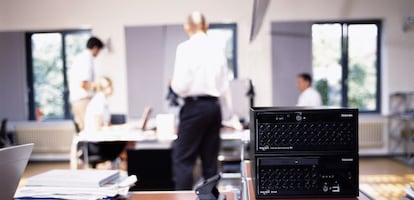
[83,142,89,169]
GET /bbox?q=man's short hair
[298,73,313,84]
[86,37,104,49]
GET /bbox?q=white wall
[0,0,413,117]
[271,22,312,106]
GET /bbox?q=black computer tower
[250,107,359,198]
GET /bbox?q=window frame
[209,23,238,78]
[25,29,91,120]
[312,20,382,113]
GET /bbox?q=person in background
[296,73,322,107]
[83,76,126,169]
[69,36,104,131]
[84,76,113,131]
[170,11,230,190]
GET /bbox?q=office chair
[71,120,127,169]
[110,114,126,125]
[81,142,126,168]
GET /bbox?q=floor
[359,157,414,200]
[19,157,414,200]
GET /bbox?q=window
[26,30,91,120]
[208,24,238,78]
[312,21,381,112]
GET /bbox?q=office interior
[1,0,414,199]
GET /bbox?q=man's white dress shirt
[297,87,322,107]
[68,50,95,102]
[171,32,229,98]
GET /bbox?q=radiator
[358,116,388,155]
[13,121,76,157]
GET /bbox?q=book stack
[15,169,136,200]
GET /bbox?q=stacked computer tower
[250,107,359,198]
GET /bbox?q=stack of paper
[15,186,125,200]
[15,169,137,200]
[25,169,120,187]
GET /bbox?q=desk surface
[78,128,161,142]
[128,190,235,200]
[77,126,249,142]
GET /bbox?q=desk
[241,161,372,200]
[74,127,249,169]
[77,126,249,142]
[73,128,161,169]
[77,127,249,143]
[126,129,249,191]
[128,190,235,200]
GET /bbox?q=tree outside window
[27,30,91,120]
[312,21,381,112]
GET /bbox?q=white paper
[15,172,135,200]
[25,169,120,188]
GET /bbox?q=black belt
[184,95,218,103]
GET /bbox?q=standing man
[170,11,230,190]
[69,37,104,131]
[296,73,322,107]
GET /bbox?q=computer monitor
[138,106,152,130]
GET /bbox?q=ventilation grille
[359,119,386,148]
[14,121,76,154]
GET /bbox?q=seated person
[82,76,126,168]
[84,76,113,131]
[296,73,322,107]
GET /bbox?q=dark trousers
[172,99,222,190]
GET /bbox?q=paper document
[25,169,120,188]
[15,173,137,200]
[15,186,124,200]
